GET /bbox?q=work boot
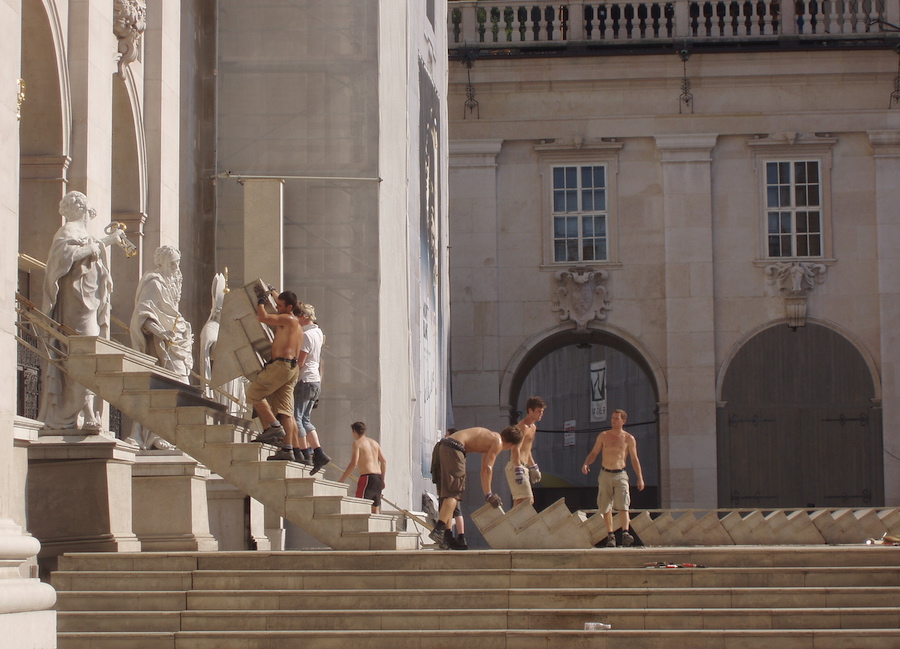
[621,531,634,547]
[429,522,449,549]
[310,447,331,475]
[447,533,468,551]
[606,532,617,547]
[293,448,311,465]
[266,448,294,461]
[254,422,285,445]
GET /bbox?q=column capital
[654,134,719,162]
[449,139,504,168]
[867,130,900,156]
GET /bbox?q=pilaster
[867,130,900,506]
[655,133,719,508]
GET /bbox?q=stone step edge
[51,565,900,578]
[57,604,900,616]
[55,628,900,638]
[55,585,900,599]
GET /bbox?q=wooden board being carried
[210,278,276,387]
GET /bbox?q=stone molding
[551,267,610,332]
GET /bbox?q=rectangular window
[552,165,608,263]
[765,160,822,258]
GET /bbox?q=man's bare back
[353,436,385,476]
[450,427,502,455]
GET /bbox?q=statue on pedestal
[126,245,194,449]
[199,271,247,416]
[39,190,125,430]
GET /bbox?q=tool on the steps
[328,461,435,531]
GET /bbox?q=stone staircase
[53,546,900,648]
[62,335,421,551]
[475,499,900,548]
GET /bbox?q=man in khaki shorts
[429,425,523,549]
[505,396,546,507]
[246,289,303,461]
[581,409,644,547]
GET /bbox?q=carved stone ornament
[552,268,611,332]
[765,261,827,328]
[114,0,147,76]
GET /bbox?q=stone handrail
[449,0,900,45]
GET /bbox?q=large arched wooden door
[718,323,882,508]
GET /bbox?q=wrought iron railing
[449,0,899,44]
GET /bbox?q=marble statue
[39,190,125,430]
[199,271,247,415]
[126,245,193,449]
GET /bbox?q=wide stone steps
[53,628,900,649]
[58,605,900,632]
[62,335,420,550]
[51,565,900,591]
[53,547,900,648]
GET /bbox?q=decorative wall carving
[765,261,827,328]
[113,0,147,76]
[552,268,611,331]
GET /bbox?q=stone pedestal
[132,450,218,552]
[27,432,141,574]
[207,474,271,551]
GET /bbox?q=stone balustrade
[449,0,900,45]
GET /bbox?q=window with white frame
[765,159,823,258]
[552,164,608,263]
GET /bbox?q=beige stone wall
[449,46,900,508]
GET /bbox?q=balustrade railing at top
[449,0,900,45]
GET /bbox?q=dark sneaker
[310,449,331,475]
[254,424,285,444]
[266,449,294,461]
[429,524,449,549]
[293,449,311,465]
[447,533,469,551]
[606,533,618,547]
[621,531,634,547]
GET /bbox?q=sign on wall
[564,419,577,446]
[590,360,607,422]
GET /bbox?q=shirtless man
[429,425,523,549]
[246,288,303,461]
[581,409,644,547]
[338,421,387,513]
[505,396,546,506]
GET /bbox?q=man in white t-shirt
[293,303,331,474]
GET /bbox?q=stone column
[868,131,900,506]
[448,139,504,427]
[654,134,719,508]
[132,450,218,551]
[243,179,284,286]
[143,0,182,254]
[2,1,58,645]
[66,0,115,207]
[448,139,504,548]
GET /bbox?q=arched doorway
[506,327,662,512]
[717,322,883,508]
